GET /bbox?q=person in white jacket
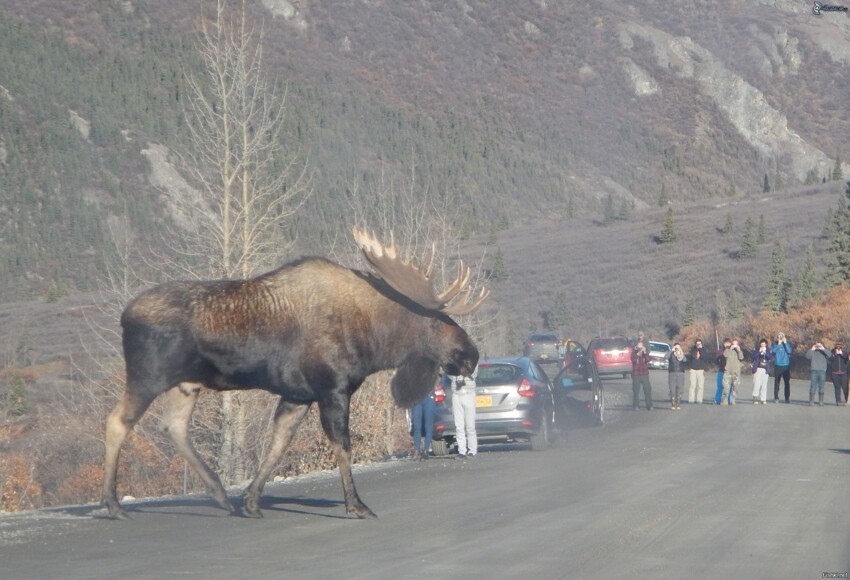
[445,365,479,458]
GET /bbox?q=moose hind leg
[319,395,377,519]
[243,398,311,517]
[160,384,234,514]
[102,390,157,519]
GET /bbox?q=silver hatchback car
[431,357,562,456]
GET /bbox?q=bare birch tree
[156,0,310,484]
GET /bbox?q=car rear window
[529,333,559,342]
[477,364,523,385]
[649,343,671,353]
[593,338,629,350]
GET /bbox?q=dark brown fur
[102,257,479,520]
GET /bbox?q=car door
[529,360,555,422]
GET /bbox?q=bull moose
[102,227,487,520]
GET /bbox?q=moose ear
[391,354,440,408]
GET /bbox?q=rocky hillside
[0,1,848,300]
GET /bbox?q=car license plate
[476,395,493,408]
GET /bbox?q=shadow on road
[257,495,349,519]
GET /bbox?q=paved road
[1,374,848,579]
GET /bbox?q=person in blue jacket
[771,332,793,403]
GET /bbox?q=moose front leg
[243,398,311,518]
[319,393,377,519]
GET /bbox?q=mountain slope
[0,0,847,300]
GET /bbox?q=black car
[431,357,563,456]
[522,332,562,363]
[552,356,604,426]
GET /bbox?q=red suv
[587,336,633,378]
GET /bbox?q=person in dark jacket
[631,341,653,410]
[688,339,709,404]
[750,338,774,404]
[666,343,687,410]
[771,332,793,403]
[829,341,849,406]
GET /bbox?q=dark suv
[587,336,633,377]
[522,332,562,363]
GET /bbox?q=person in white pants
[448,366,478,457]
[751,338,774,404]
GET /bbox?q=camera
[454,377,466,389]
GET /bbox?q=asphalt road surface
[1,374,848,580]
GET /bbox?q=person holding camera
[445,365,479,457]
[750,338,774,404]
[830,341,849,406]
[631,341,654,410]
[721,338,745,405]
[714,337,733,405]
[771,332,793,403]
[805,341,831,407]
[667,343,687,410]
[688,338,709,404]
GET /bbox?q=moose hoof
[106,506,132,520]
[242,495,263,518]
[350,504,378,520]
[213,496,236,514]
[103,498,132,520]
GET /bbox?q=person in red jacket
[631,341,654,410]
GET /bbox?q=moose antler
[352,227,489,315]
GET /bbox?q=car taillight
[518,378,536,397]
[434,385,446,404]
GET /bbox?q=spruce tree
[796,245,818,302]
[805,168,820,185]
[832,151,843,182]
[721,212,734,235]
[4,372,29,417]
[490,247,509,282]
[547,292,571,330]
[763,174,770,193]
[738,217,758,258]
[602,193,616,224]
[682,298,696,327]
[757,215,766,244]
[657,183,669,207]
[660,207,677,243]
[618,200,633,221]
[763,245,788,314]
[824,198,850,285]
[727,288,742,320]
